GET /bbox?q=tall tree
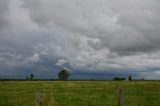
[128,75,132,81]
[30,73,34,80]
[58,69,70,81]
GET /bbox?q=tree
[26,73,34,80]
[128,75,132,81]
[30,73,34,80]
[26,76,29,80]
[58,69,70,81]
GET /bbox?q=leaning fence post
[117,89,123,106]
[35,92,40,106]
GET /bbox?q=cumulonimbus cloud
[0,0,160,78]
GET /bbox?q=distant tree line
[113,75,133,81]
[112,75,146,81]
[113,77,126,81]
[0,70,146,81]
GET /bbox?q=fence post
[35,92,40,106]
[117,89,123,106]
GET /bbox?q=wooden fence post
[117,89,123,106]
[35,92,40,106]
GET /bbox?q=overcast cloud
[0,0,160,79]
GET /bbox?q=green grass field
[0,81,160,106]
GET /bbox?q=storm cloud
[0,0,160,79]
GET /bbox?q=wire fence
[1,80,160,106]
[1,89,160,106]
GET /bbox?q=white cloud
[24,53,41,63]
[56,59,68,66]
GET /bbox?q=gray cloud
[0,0,160,79]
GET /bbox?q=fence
[1,81,160,106]
[1,89,160,106]
[34,90,117,106]
[33,89,160,106]
[34,89,122,106]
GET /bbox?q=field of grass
[0,81,160,106]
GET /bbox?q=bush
[113,77,126,81]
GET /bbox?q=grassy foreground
[0,81,160,106]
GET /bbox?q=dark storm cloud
[0,0,160,79]
[0,0,10,28]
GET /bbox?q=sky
[0,0,160,79]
